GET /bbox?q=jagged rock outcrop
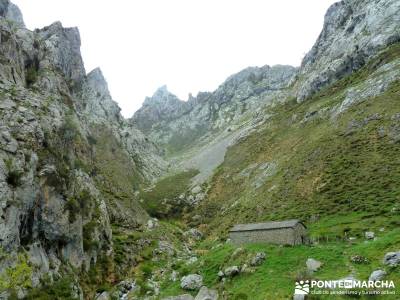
[0,0,24,28]
[0,16,26,85]
[0,72,112,295]
[37,21,86,83]
[133,0,400,150]
[295,0,400,101]
[134,85,193,134]
[132,0,400,186]
[78,68,166,180]
[132,65,296,153]
[78,67,122,124]
[63,64,168,230]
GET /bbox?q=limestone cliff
[0,1,166,297]
[295,0,400,101]
[132,65,296,154]
[132,0,400,185]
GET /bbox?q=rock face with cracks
[0,1,167,296]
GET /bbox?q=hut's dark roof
[229,219,304,232]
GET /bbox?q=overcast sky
[13,0,337,117]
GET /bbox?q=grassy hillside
[154,44,400,299]
[157,226,400,299]
[91,126,149,226]
[196,43,400,239]
[84,44,400,300]
[139,169,199,218]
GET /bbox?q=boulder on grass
[369,270,386,282]
[194,286,218,300]
[224,266,240,277]
[365,231,375,240]
[181,274,203,290]
[383,251,400,267]
[306,258,322,272]
[250,252,266,266]
[184,228,203,241]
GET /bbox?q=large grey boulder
[365,231,375,240]
[383,251,400,267]
[250,252,266,266]
[153,240,175,257]
[181,274,203,290]
[306,258,322,272]
[184,228,203,241]
[146,218,159,230]
[224,266,240,277]
[369,270,386,282]
[195,286,218,300]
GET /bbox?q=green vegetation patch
[158,223,400,299]
[140,169,199,218]
[197,48,400,238]
[25,276,77,300]
[0,252,32,291]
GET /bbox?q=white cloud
[13,0,337,117]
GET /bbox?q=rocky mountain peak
[222,64,296,89]
[134,86,192,133]
[143,85,182,106]
[133,64,297,138]
[0,0,24,28]
[86,67,110,97]
[38,21,81,47]
[154,84,169,95]
[296,0,400,101]
[213,64,296,104]
[131,0,400,167]
[78,67,122,125]
[36,21,86,83]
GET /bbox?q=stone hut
[229,219,308,246]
